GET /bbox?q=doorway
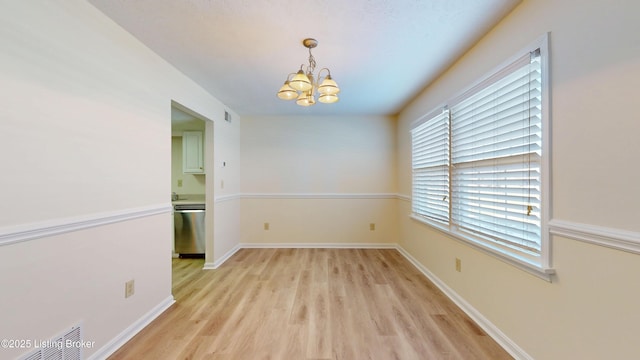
[170,102,214,275]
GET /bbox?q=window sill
[410,214,555,282]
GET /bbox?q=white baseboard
[88,296,175,360]
[203,244,242,269]
[239,242,398,249]
[395,246,532,360]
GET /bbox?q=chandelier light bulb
[277,81,298,100]
[296,91,315,106]
[318,75,340,95]
[289,69,312,92]
[318,93,339,104]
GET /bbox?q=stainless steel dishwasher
[173,203,205,257]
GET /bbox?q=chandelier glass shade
[277,38,340,106]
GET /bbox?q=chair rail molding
[548,219,640,255]
[0,204,172,247]
[239,193,400,200]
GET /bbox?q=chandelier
[277,38,340,106]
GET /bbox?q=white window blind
[450,50,542,252]
[411,109,450,222]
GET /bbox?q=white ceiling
[88,0,521,117]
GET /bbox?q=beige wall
[241,115,397,193]
[241,197,398,245]
[240,115,398,245]
[397,0,640,358]
[0,1,240,359]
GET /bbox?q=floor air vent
[19,325,83,360]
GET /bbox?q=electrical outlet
[264,222,270,230]
[455,258,462,272]
[125,279,135,298]
[177,179,183,187]
[370,223,376,231]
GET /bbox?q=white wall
[397,0,640,358]
[210,111,241,265]
[0,1,240,359]
[240,115,397,245]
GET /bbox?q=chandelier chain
[307,48,317,74]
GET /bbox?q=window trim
[410,33,553,281]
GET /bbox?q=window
[411,35,551,278]
[411,109,450,223]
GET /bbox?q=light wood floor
[108,248,512,359]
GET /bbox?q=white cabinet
[182,131,204,174]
